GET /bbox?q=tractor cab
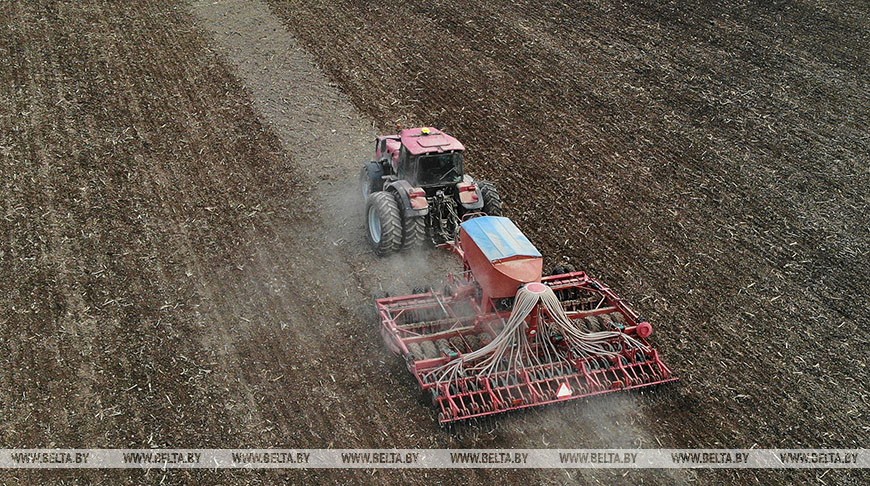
[403,151,465,187]
[363,126,501,255]
[385,127,466,188]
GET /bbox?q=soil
[0,0,866,484]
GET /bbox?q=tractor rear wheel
[401,213,427,251]
[366,192,402,256]
[478,180,502,216]
[390,190,426,251]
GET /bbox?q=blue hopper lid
[460,216,542,262]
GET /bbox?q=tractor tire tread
[366,192,402,256]
[478,180,503,216]
[401,210,427,251]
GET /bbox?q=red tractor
[360,128,677,426]
[360,127,502,256]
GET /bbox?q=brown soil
[0,0,866,484]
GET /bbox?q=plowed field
[1,0,866,484]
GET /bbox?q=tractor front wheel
[366,192,402,256]
[478,180,502,216]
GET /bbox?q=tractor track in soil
[0,0,867,484]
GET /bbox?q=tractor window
[417,153,464,186]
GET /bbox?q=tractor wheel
[478,180,502,216]
[360,164,383,201]
[401,212,427,251]
[366,192,402,256]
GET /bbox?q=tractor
[360,128,677,425]
[360,127,502,256]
